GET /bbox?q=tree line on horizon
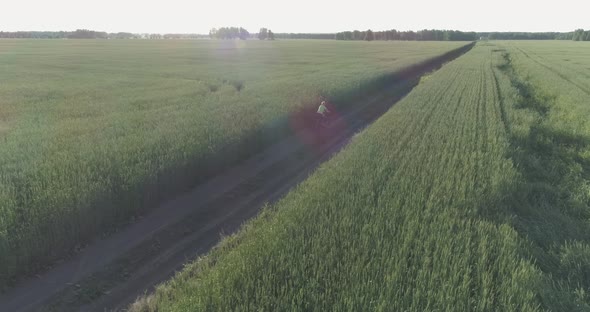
[335,29,477,41]
[0,29,208,39]
[335,29,590,41]
[1,28,589,41]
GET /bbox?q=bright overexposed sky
[1,0,589,34]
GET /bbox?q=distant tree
[273,33,335,39]
[239,27,250,40]
[209,27,249,39]
[258,28,268,40]
[352,30,361,40]
[335,31,353,40]
[389,30,394,40]
[364,29,374,41]
[67,29,108,39]
[434,30,444,41]
[268,29,275,40]
[556,32,573,40]
[573,29,583,41]
[391,29,399,40]
[419,29,435,41]
[399,31,415,40]
[110,32,136,39]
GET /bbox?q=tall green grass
[0,40,467,288]
[491,41,590,310]
[132,43,562,311]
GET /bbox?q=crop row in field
[130,43,540,311]
[0,40,468,289]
